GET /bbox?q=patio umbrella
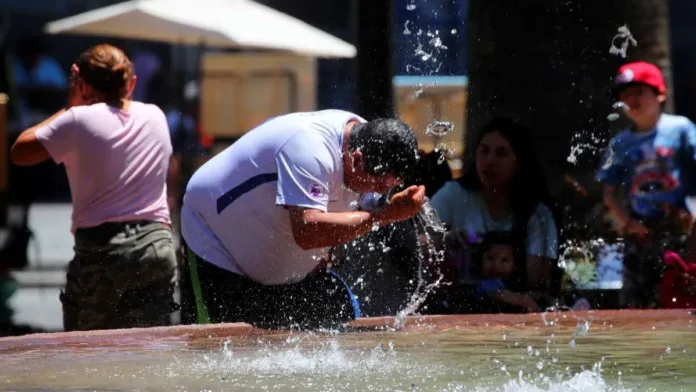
[44,0,356,58]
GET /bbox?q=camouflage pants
[622,211,692,309]
[61,221,179,332]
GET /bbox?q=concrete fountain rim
[1,309,693,347]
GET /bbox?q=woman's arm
[525,203,560,291]
[11,66,86,167]
[489,290,541,313]
[526,255,553,291]
[11,109,67,166]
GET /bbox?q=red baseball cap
[614,61,666,94]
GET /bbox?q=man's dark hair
[348,118,419,179]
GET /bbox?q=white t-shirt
[181,110,365,285]
[35,102,172,232]
[430,181,558,259]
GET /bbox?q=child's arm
[489,290,541,313]
[602,184,649,237]
[596,137,649,238]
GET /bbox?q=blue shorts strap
[326,268,362,319]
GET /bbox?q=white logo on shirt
[617,69,634,83]
[309,183,323,198]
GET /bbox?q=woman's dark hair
[75,44,134,102]
[459,117,560,291]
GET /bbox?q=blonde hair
[75,44,134,101]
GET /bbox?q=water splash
[394,198,447,329]
[566,27,636,165]
[541,304,593,349]
[402,7,450,96]
[609,24,637,59]
[190,338,401,377]
[425,121,454,138]
[607,102,629,122]
[434,145,455,164]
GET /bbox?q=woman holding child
[430,117,561,313]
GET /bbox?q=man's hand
[376,185,426,223]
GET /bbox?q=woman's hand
[66,64,82,109]
[66,64,100,108]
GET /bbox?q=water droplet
[406,3,416,11]
[666,346,671,354]
[536,362,544,370]
[609,24,637,59]
[451,29,457,34]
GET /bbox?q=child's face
[618,84,666,127]
[481,243,515,279]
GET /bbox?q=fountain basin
[1,310,694,391]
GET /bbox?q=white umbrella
[44,0,356,58]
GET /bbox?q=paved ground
[8,204,73,332]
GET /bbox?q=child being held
[474,232,546,313]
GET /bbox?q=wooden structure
[200,52,316,152]
[393,75,468,177]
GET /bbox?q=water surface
[0,311,694,391]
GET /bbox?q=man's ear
[657,93,667,104]
[351,150,364,171]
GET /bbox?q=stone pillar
[355,0,394,119]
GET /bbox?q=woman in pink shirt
[11,44,177,331]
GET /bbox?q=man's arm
[11,108,67,166]
[288,185,426,250]
[288,208,381,250]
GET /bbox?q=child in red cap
[597,61,696,308]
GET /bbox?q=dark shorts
[622,211,691,309]
[180,247,360,330]
[60,221,179,332]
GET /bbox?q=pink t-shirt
[35,101,173,232]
